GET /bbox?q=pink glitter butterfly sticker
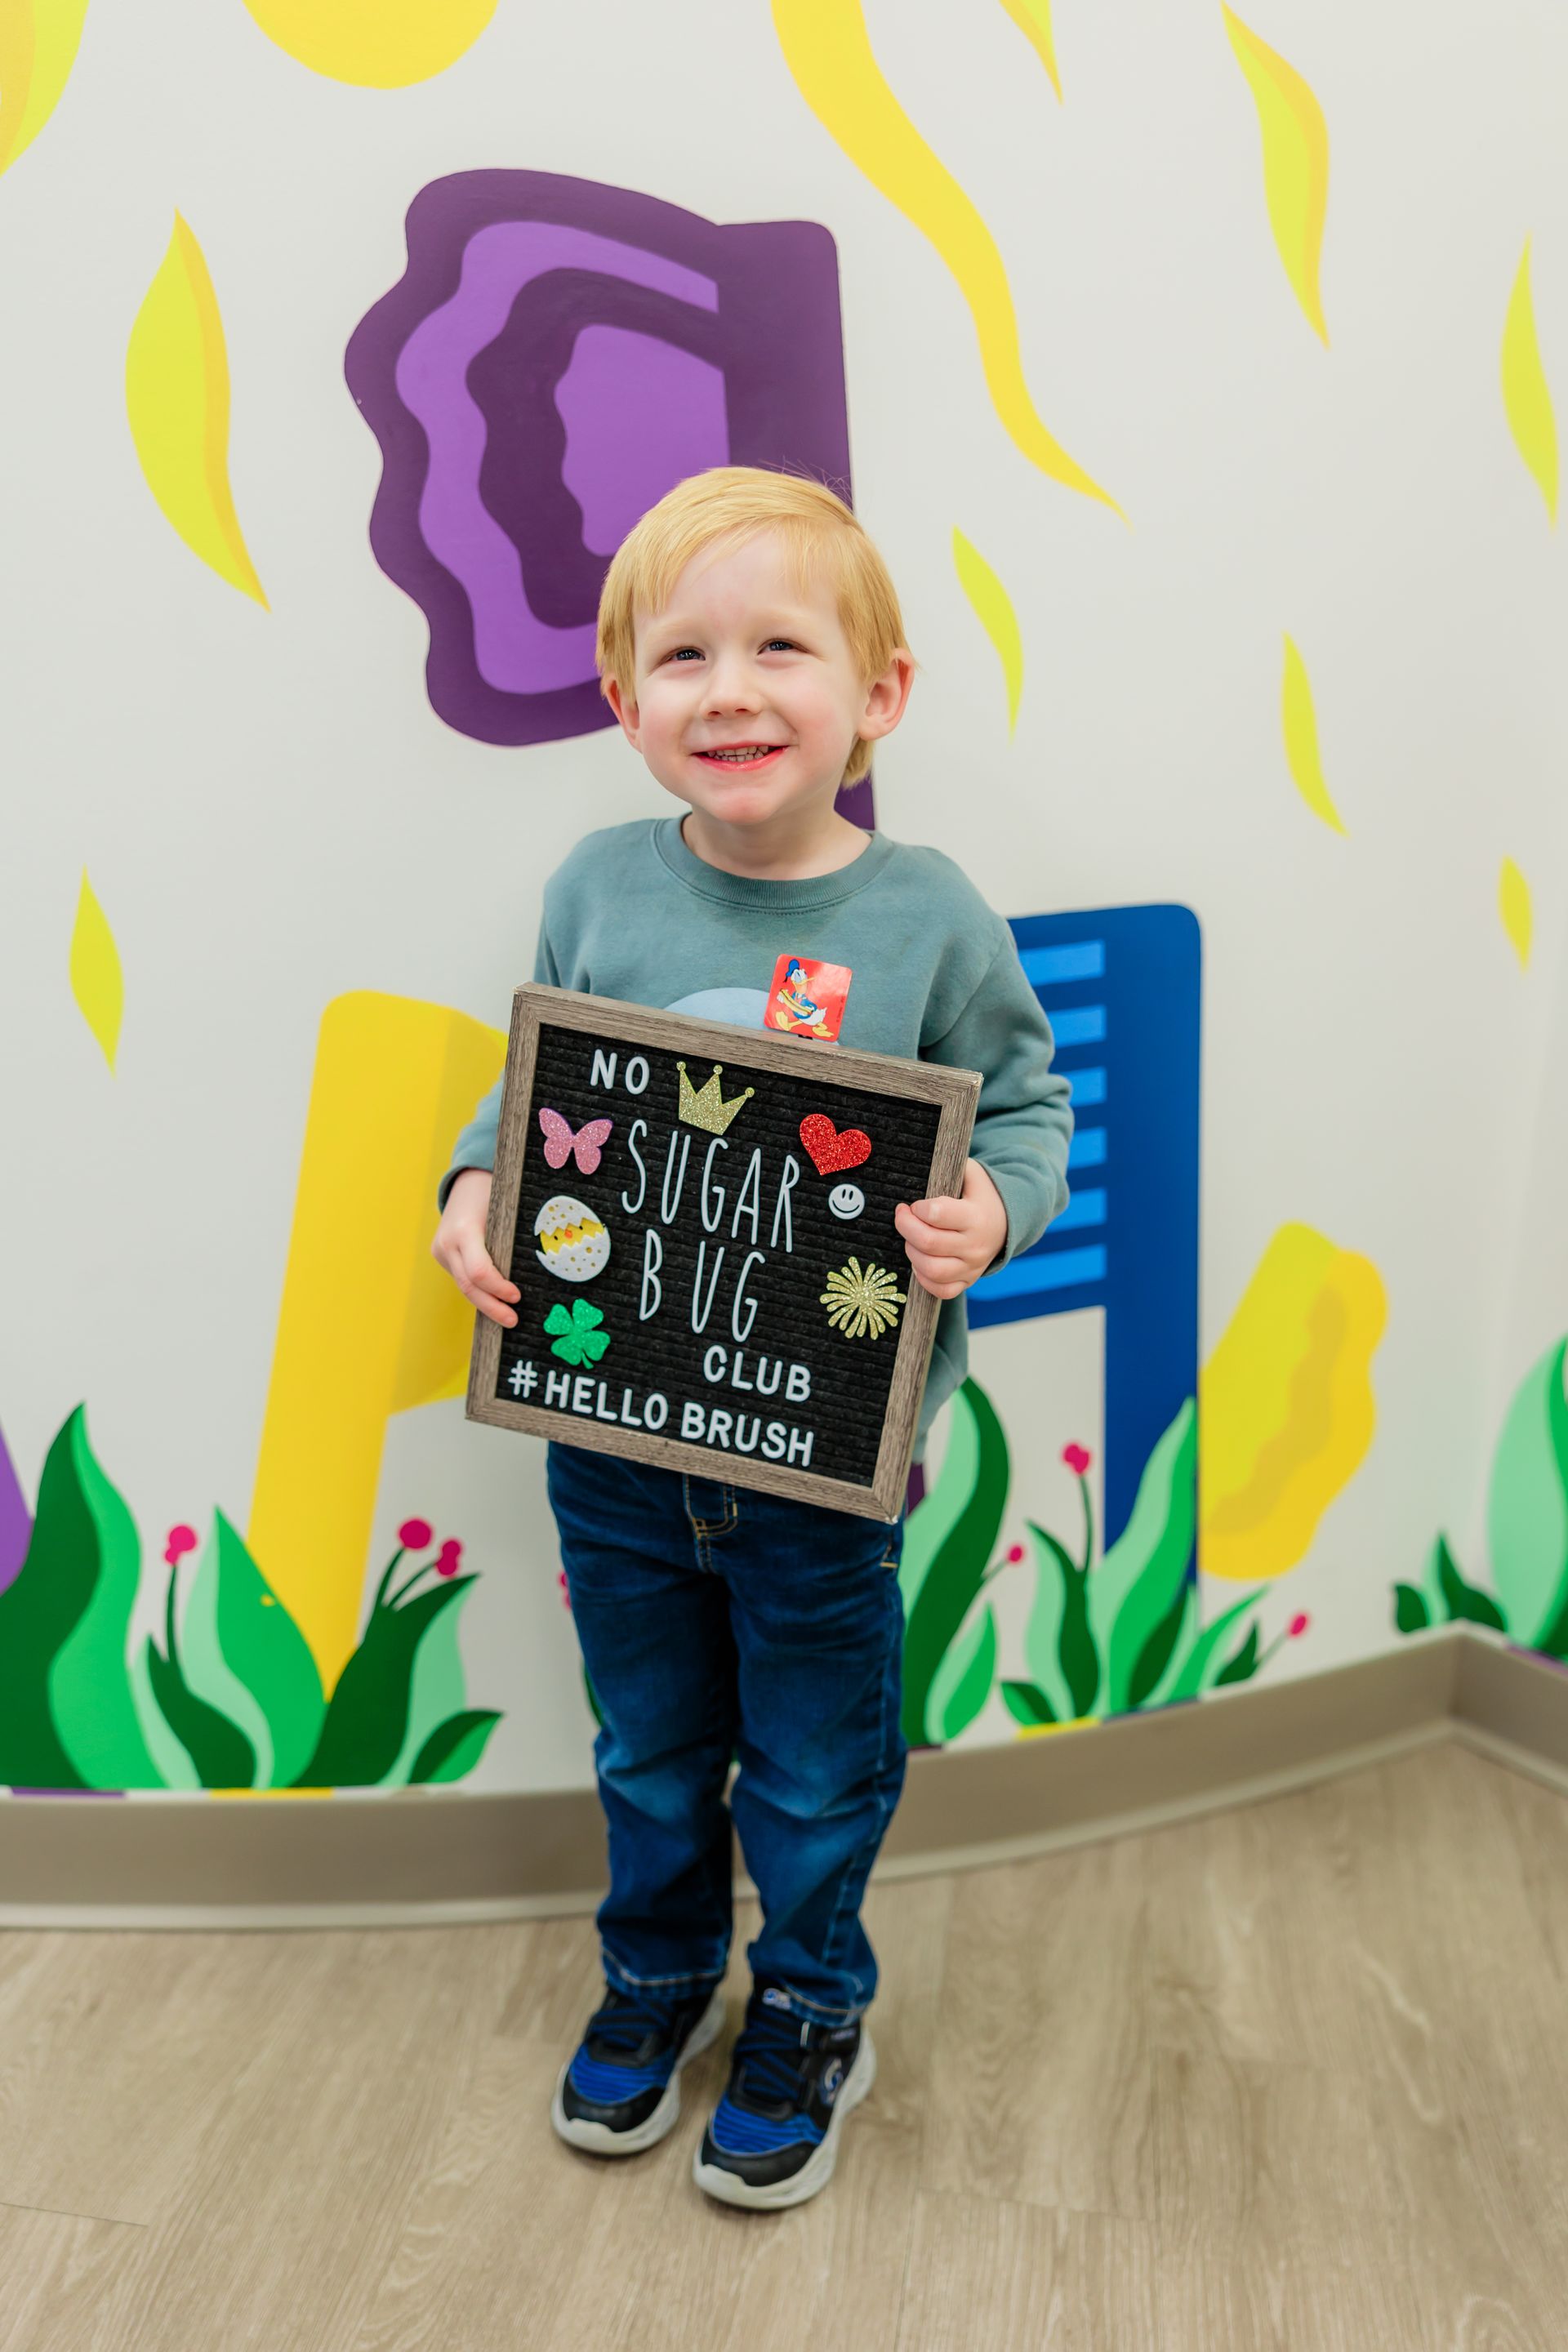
[537,1107,613,1174]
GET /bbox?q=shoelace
[586,1987,683,2057]
[728,2005,809,2109]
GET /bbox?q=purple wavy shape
[344,171,855,751]
[395,220,719,696]
[0,1418,30,1594]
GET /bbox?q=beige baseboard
[1,1627,1562,1931]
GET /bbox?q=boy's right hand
[431,1168,520,1328]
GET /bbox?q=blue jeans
[546,1442,908,2026]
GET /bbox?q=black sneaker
[693,1983,875,2210]
[550,1981,726,2156]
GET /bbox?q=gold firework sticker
[821,1258,908,1341]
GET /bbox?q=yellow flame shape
[1500,239,1558,523]
[1220,5,1330,345]
[69,869,122,1073]
[1499,858,1532,968]
[1201,1223,1386,1582]
[248,994,505,1687]
[952,528,1023,734]
[0,0,90,177]
[240,0,497,87]
[1281,635,1345,834]
[772,0,1119,515]
[997,0,1062,100]
[125,216,268,608]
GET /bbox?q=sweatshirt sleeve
[922,924,1073,1272]
[434,918,561,1214]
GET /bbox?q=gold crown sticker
[676,1061,755,1136]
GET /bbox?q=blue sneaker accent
[710,2096,824,2157]
[568,2050,672,2105]
[552,1981,725,2157]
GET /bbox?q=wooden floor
[2,1740,1567,2350]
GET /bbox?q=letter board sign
[466,986,980,1519]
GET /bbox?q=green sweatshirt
[439,817,1073,1459]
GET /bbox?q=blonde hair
[595,466,912,786]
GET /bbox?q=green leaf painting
[1431,1535,1507,1633]
[0,1403,501,1793]
[1019,1519,1078,1723]
[1008,1410,1272,1731]
[0,1401,131,1787]
[1127,1577,1192,1711]
[145,1628,257,1790]
[1094,1401,1198,1716]
[43,1413,162,1789]
[1392,1335,1568,1661]
[1000,1678,1058,1728]
[410,1709,503,1784]
[901,1388,1279,1751]
[1392,1582,1429,1634]
[929,1602,998,1743]
[381,1568,481,1787]
[292,1572,480,1787]
[1168,1589,1261,1701]
[1487,1339,1568,1651]
[179,1513,325,1786]
[901,1379,1009,1744]
[1214,1622,1261,1685]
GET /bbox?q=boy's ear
[604,675,642,748]
[857,648,915,747]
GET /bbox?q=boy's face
[604,529,909,828]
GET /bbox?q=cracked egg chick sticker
[533,1195,611,1282]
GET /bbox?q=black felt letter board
[466,987,980,1519]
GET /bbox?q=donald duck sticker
[767,953,852,1040]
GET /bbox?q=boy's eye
[659,638,797,662]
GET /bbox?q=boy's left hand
[894,1158,1008,1301]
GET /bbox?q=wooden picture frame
[466,985,981,1520]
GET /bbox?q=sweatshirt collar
[651,814,896,911]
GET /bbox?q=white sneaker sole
[550,1985,728,2158]
[692,2028,877,2211]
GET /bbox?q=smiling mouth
[694,744,787,764]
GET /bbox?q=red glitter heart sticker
[800,1113,872,1175]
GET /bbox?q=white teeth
[702,746,779,762]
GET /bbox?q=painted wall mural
[1393,1340,1568,1663]
[1499,858,1532,968]
[0,987,508,1792]
[9,871,1381,1792]
[4,2,1566,1814]
[248,994,505,1688]
[126,216,269,608]
[1219,3,1330,344]
[1281,636,1345,835]
[1501,238,1558,523]
[970,906,1200,1566]
[239,0,497,87]
[68,871,122,1074]
[0,1404,497,1792]
[345,172,854,749]
[1201,1224,1385,1586]
[0,0,89,179]
[771,0,1120,513]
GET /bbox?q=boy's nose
[702,655,764,713]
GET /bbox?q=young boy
[432,467,1072,2211]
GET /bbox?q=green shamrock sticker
[544,1297,611,1367]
